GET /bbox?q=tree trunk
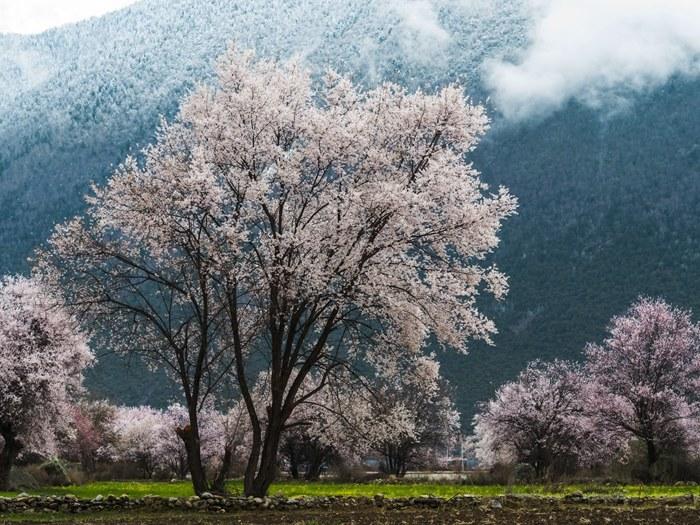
[287,444,300,480]
[245,420,283,497]
[179,454,189,479]
[397,459,407,478]
[211,445,233,495]
[383,443,408,478]
[248,441,281,496]
[304,458,324,481]
[243,427,262,497]
[0,430,22,491]
[304,445,326,481]
[646,439,659,467]
[176,422,209,495]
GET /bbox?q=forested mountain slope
[1,0,698,422]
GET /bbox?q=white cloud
[392,0,450,43]
[484,0,700,121]
[0,0,138,34]
[386,0,451,65]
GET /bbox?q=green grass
[2,480,700,500]
[0,510,241,524]
[0,481,195,500]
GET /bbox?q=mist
[484,0,700,121]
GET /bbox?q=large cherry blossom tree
[0,276,93,490]
[39,46,516,496]
[585,298,700,471]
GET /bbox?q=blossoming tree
[585,298,700,471]
[62,400,117,473]
[39,46,516,496]
[279,373,361,480]
[164,401,251,490]
[357,354,460,476]
[0,276,93,490]
[294,354,459,477]
[472,360,610,478]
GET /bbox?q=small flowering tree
[585,298,700,471]
[280,375,358,480]
[0,275,93,490]
[62,400,117,473]
[104,406,172,479]
[323,354,459,477]
[362,354,460,476]
[472,360,604,478]
[280,429,337,480]
[39,46,515,496]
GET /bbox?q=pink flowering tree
[0,276,93,490]
[62,400,117,473]
[472,360,610,478]
[103,406,173,479]
[585,298,700,472]
[38,46,516,496]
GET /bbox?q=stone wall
[0,492,696,515]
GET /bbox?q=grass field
[2,481,700,524]
[2,480,700,500]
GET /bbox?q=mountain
[1,0,699,423]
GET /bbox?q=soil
[2,502,700,525]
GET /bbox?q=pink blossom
[0,275,93,490]
[585,297,700,469]
[38,45,515,496]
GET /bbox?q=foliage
[585,297,700,470]
[61,401,117,473]
[37,459,71,487]
[0,276,93,489]
[472,360,608,477]
[38,44,514,496]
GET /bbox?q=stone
[564,491,585,502]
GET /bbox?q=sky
[0,0,137,34]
